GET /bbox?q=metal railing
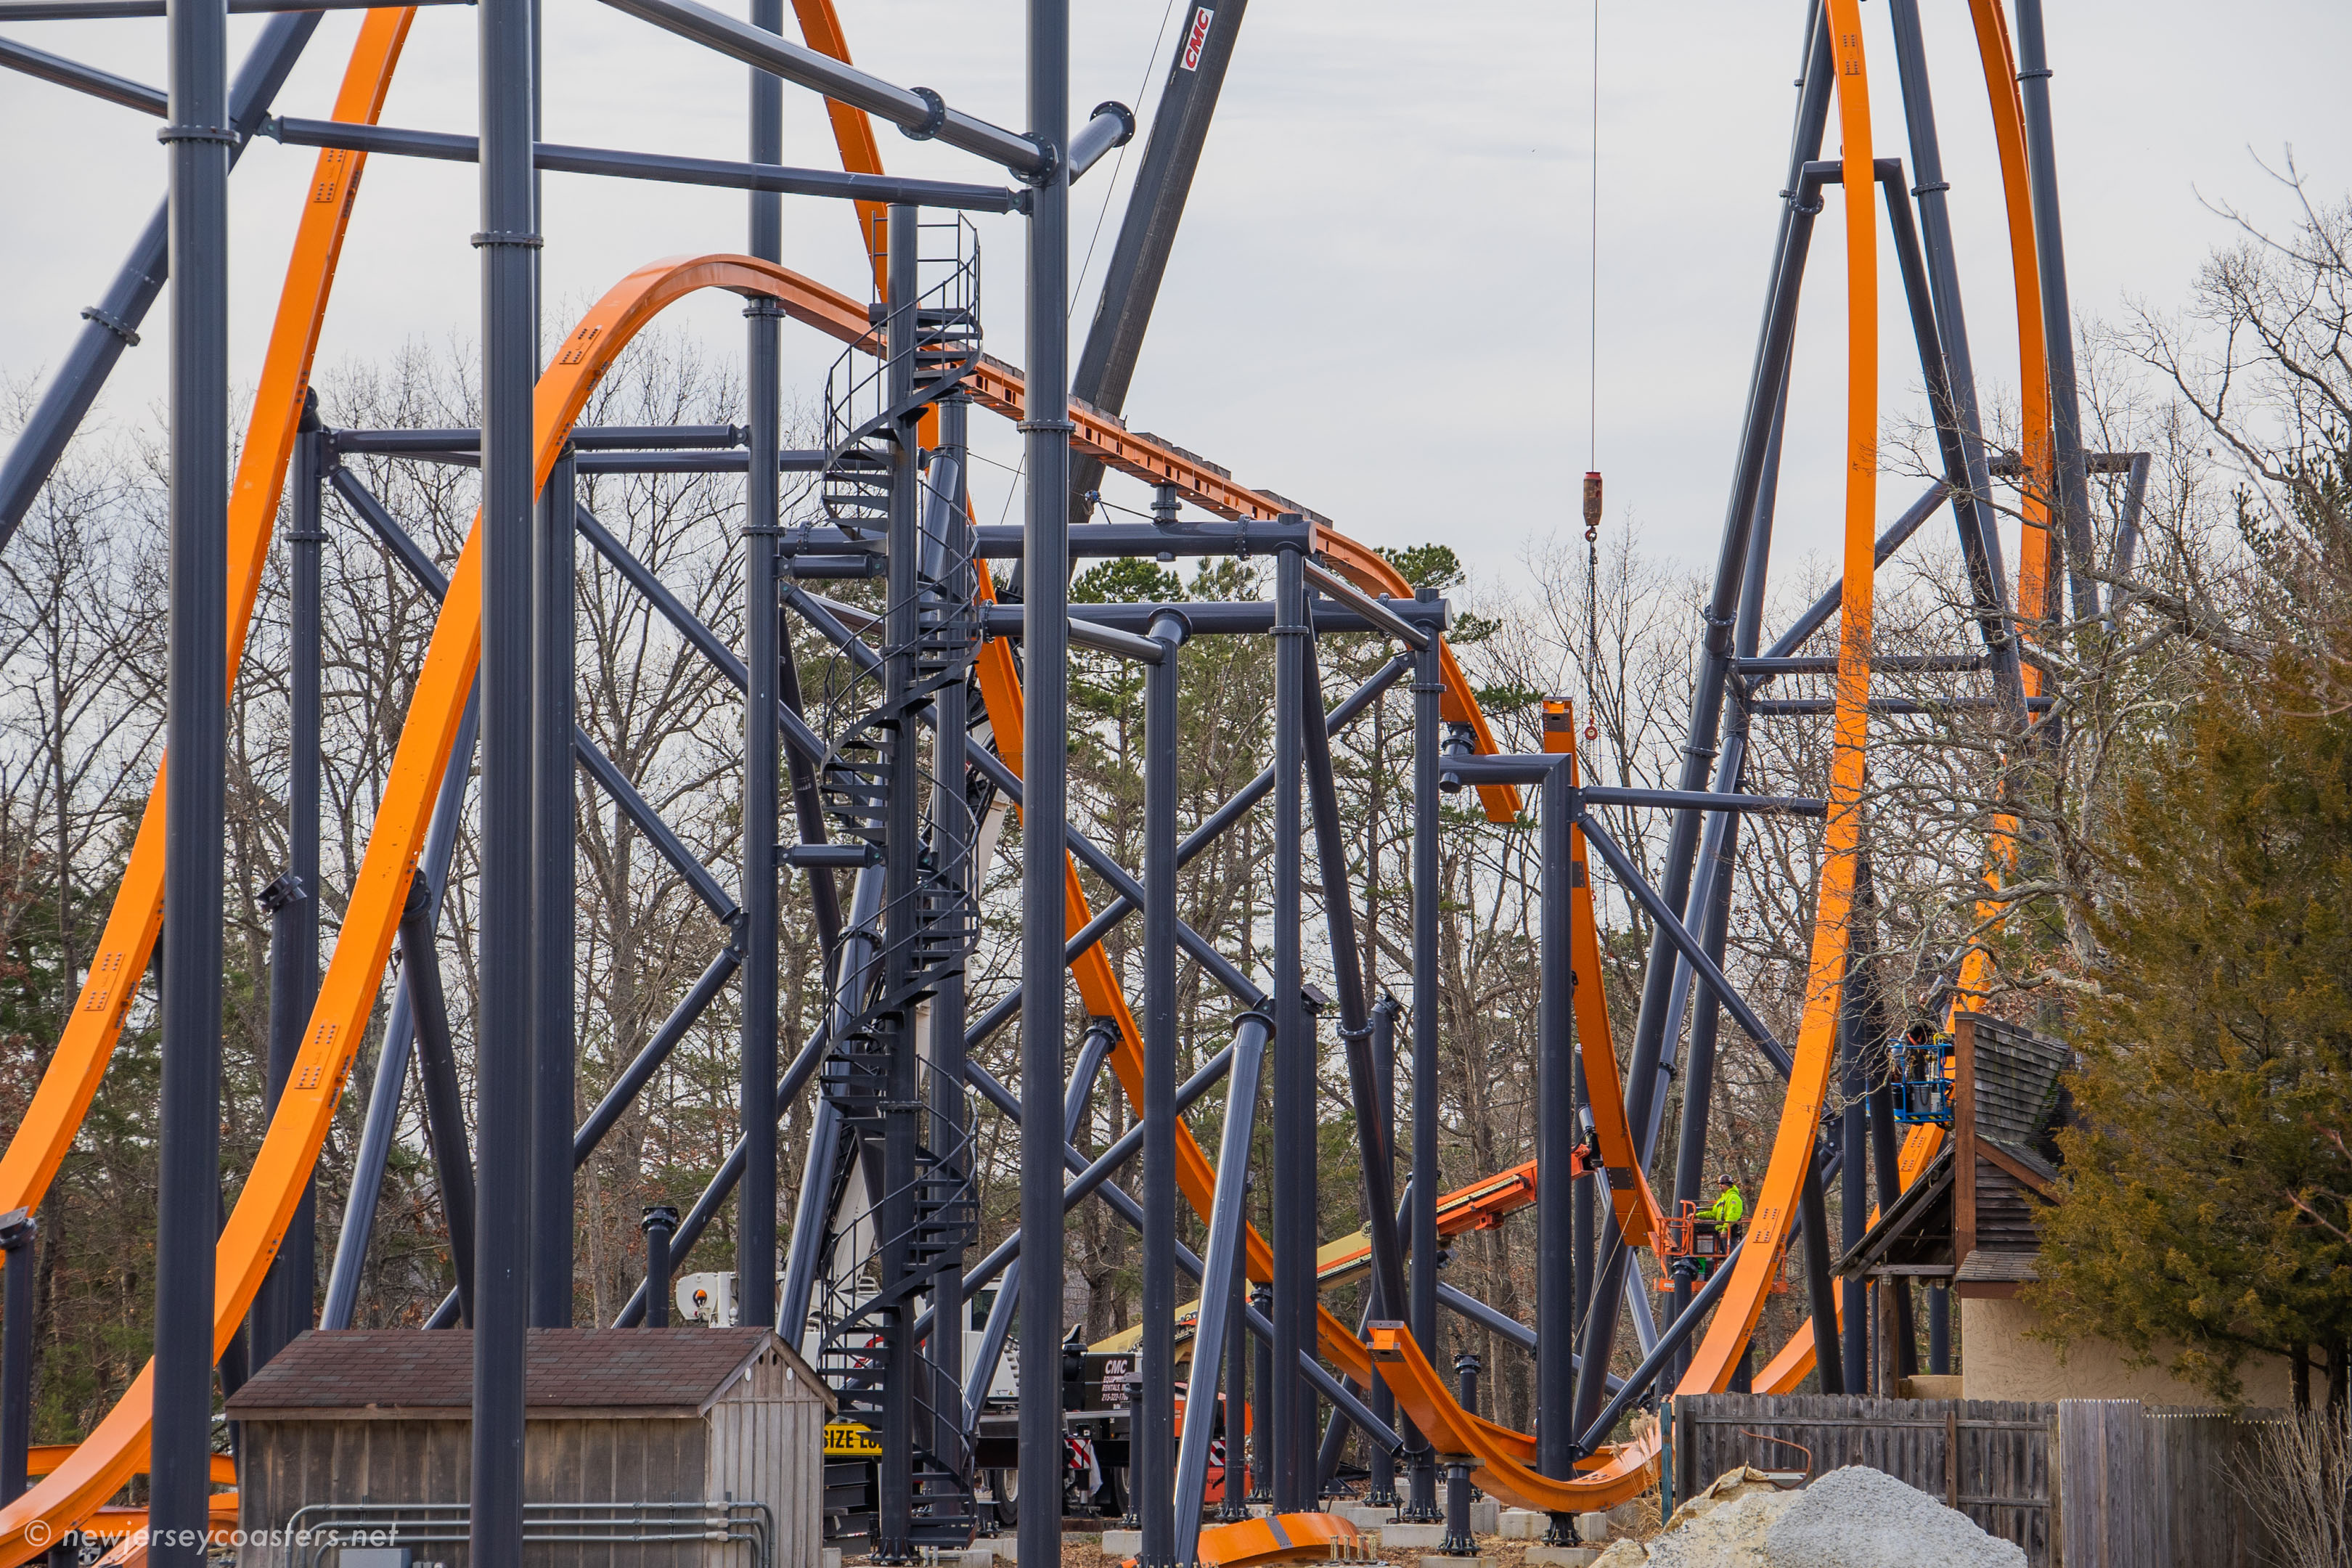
[281,1499,772,1568]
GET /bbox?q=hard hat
[1718,1172,1736,1185]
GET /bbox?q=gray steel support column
[2012,0,2097,624]
[1662,378,1787,1262]
[1270,543,1310,1509]
[530,446,577,1326]
[1928,1285,1950,1374]
[401,876,478,1323]
[1572,1047,1592,1334]
[1403,587,1442,1520]
[958,1027,1111,1423]
[1298,632,1407,1326]
[1798,1141,1843,1395]
[928,396,972,1489]
[320,688,479,1329]
[1665,802,1738,1386]
[1864,994,1916,1379]
[874,202,921,1563]
[151,0,230,1545]
[1537,761,1577,1501]
[1442,1355,1479,1553]
[1364,997,1400,1507]
[738,0,785,1333]
[1250,1282,1273,1500]
[1016,1,1072,1561]
[1139,609,1189,1567]
[1884,0,2019,697]
[256,415,324,1364]
[1221,1201,1246,1516]
[1622,6,1830,1154]
[471,0,536,1548]
[781,867,883,1334]
[0,1214,34,1503]
[1838,965,1870,1395]
[1170,1014,1272,1564]
[1592,36,1836,1428]
[641,1206,678,1326]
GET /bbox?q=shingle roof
[224,1328,785,1416]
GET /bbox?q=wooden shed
[226,1328,832,1568]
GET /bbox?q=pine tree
[2029,663,2352,1408]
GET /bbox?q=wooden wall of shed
[702,1344,827,1568]
[234,1417,712,1568]
[1973,1159,2044,1254]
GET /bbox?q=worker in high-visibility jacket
[1709,1173,1746,1230]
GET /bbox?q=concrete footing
[1379,1522,1449,1549]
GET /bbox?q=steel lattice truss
[0,0,2133,1564]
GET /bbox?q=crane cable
[1583,0,1602,746]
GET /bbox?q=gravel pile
[1590,1468,1801,1568]
[1591,1464,2028,1568]
[1763,1466,2027,1568]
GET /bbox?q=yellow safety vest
[1709,1186,1744,1226]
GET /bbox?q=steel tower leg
[257,414,325,1364]
[1665,385,1787,1371]
[739,0,786,1334]
[0,1214,31,1504]
[1170,1015,1272,1565]
[1016,0,1074,1559]
[401,878,479,1323]
[1139,608,1189,1567]
[928,395,973,1503]
[1270,542,1310,1508]
[1581,18,1834,1426]
[1364,996,1400,1508]
[530,446,578,1326]
[2012,0,2098,624]
[1798,1144,1844,1395]
[151,0,231,1547]
[1299,632,1406,1324]
[874,202,923,1564]
[1571,1047,1592,1333]
[1867,1038,1916,1380]
[1885,0,2020,701]
[1403,587,1442,1520]
[1837,876,1874,1395]
[1617,8,1832,1163]
[321,687,480,1328]
[471,0,536,1549]
[1250,1282,1273,1501]
[1538,761,1577,1512]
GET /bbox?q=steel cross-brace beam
[264,116,1020,211]
[327,465,739,918]
[0,8,319,545]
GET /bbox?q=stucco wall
[1959,1295,2299,1408]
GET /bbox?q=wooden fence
[1669,1393,2057,1564]
[2058,1400,2282,1568]
[1665,1393,2285,1568]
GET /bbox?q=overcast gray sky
[7,1,2351,593]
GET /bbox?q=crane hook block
[1583,470,1604,534]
